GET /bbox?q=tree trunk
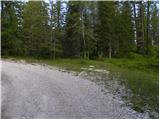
[109,39,111,59]
[53,25,55,59]
[133,2,137,43]
[50,1,53,59]
[137,2,145,55]
[141,2,145,55]
[81,8,86,59]
[57,1,60,29]
[146,1,150,55]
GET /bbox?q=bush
[150,46,159,57]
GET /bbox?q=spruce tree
[97,1,116,58]
[1,1,19,56]
[22,1,50,58]
[118,1,134,57]
[65,1,82,57]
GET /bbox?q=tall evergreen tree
[97,1,116,58]
[53,1,63,58]
[137,1,145,55]
[1,1,19,55]
[146,1,151,55]
[22,1,50,58]
[118,1,134,57]
[150,2,159,46]
[64,1,82,57]
[82,1,97,59]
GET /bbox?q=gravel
[1,60,149,119]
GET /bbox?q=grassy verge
[2,55,159,118]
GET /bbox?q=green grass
[111,66,158,116]
[2,55,159,118]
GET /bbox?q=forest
[1,1,159,59]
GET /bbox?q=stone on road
[1,61,147,119]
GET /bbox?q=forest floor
[1,56,159,118]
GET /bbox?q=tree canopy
[1,1,159,59]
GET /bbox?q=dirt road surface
[1,60,148,119]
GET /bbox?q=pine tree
[52,1,63,58]
[150,2,159,46]
[1,1,19,55]
[64,1,82,57]
[137,1,145,55]
[22,1,50,58]
[82,1,97,59]
[118,1,134,57]
[146,1,151,55]
[132,1,137,48]
[97,1,116,58]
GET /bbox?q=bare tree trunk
[53,32,55,59]
[109,39,111,59]
[57,1,60,29]
[133,2,137,43]
[81,8,86,59]
[146,1,150,55]
[88,51,90,59]
[50,1,53,59]
[137,2,145,55]
[141,2,145,55]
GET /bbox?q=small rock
[89,65,95,68]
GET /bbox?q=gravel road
[1,60,148,119]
